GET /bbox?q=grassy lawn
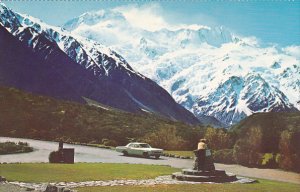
[165,151,194,157]
[77,180,300,192]
[1,163,299,192]
[0,163,178,182]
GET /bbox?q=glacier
[62,7,300,126]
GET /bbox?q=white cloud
[176,24,210,31]
[113,4,170,32]
[282,45,300,58]
[112,3,213,32]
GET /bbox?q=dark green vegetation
[0,163,178,182]
[204,113,300,172]
[0,141,33,155]
[0,86,204,150]
[1,86,299,172]
[77,180,300,192]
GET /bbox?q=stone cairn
[172,150,237,183]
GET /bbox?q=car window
[140,144,151,148]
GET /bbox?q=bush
[204,127,233,150]
[261,153,279,168]
[213,149,235,164]
[143,126,187,150]
[233,126,263,167]
[102,139,118,147]
[0,142,33,155]
[278,130,300,172]
[88,140,99,144]
[49,151,61,163]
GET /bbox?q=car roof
[128,142,148,145]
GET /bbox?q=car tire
[143,152,149,158]
[123,151,128,156]
[155,155,160,159]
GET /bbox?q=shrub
[278,130,300,172]
[213,149,235,164]
[204,127,233,150]
[49,151,61,163]
[233,126,263,166]
[261,153,279,168]
[0,142,33,155]
[88,140,99,144]
[143,125,187,150]
[102,139,118,147]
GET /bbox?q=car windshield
[139,144,151,148]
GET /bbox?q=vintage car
[116,142,163,159]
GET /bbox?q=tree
[233,126,263,166]
[143,125,187,150]
[278,130,300,171]
[204,127,232,150]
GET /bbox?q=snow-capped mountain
[63,7,300,126]
[0,3,200,124]
[194,74,297,125]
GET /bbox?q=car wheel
[123,151,128,156]
[155,155,160,159]
[143,152,149,158]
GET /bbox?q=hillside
[0,86,204,148]
[0,3,199,125]
[231,112,300,153]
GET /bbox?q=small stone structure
[58,141,74,164]
[193,149,215,171]
[49,141,74,164]
[172,150,237,183]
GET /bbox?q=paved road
[1,137,299,184]
[0,137,192,167]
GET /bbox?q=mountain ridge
[0,3,200,125]
[63,7,300,126]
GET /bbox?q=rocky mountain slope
[0,3,199,124]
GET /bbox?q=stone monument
[172,149,237,182]
[58,141,74,164]
[49,141,74,164]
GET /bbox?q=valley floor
[0,137,299,184]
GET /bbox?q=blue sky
[3,0,300,46]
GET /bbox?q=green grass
[165,151,194,157]
[77,179,300,192]
[0,163,179,183]
[1,163,299,192]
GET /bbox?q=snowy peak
[62,6,299,127]
[193,74,297,125]
[63,9,126,31]
[63,9,236,48]
[0,5,144,79]
[0,2,21,32]
[0,3,200,124]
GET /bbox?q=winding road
[0,137,299,184]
